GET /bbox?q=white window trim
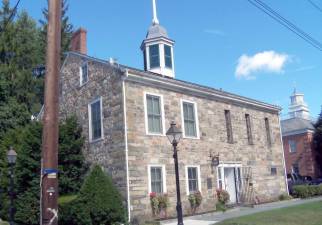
[79,62,89,87]
[144,92,166,136]
[180,99,200,139]
[148,164,167,194]
[185,165,201,195]
[88,97,104,142]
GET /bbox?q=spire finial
[152,0,159,25]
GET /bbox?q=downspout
[122,69,131,221]
[278,114,290,194]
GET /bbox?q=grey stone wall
[125,81,287,221]
[59,54,128,198]
[59,53,287,223]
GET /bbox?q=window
[225,110,233,143]
[89,98,103,141]
[164,45,172,68]
[289,140,297,153]
[80,62,88,85]
[245,114,253,144]
[292,163,300,175]
[149,44,160,68]
[186,166,201,194]
[271,167,277,175]
[148,165,166,193]
[145,94,164,134]
[182,101,198,138]
[265,118,272,146]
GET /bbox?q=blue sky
[18,0,322,118]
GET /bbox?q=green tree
[39,0,74,62]
[0,116,88,224]
[59,116,88,194]
[0,2,44,141]
[314,108,322,172]
[60,165,127,225]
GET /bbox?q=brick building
[59,0,287,222]
[281,90,320,178]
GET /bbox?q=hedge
[292,184,322,198]
[59,165,126,225]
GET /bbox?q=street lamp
[7,146,17,225]
[166,121,184,225]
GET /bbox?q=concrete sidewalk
[161,196,322,225]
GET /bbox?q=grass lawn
[215,201,322,225]
[0,222,9,225]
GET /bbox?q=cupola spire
[152,0,159,25]
[141,0,175,78]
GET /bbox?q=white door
[224,167,237,204]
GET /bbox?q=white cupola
[288,88,310,120]
[141,0,175,78]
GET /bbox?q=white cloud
[235,51,289,79]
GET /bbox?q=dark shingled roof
[146,24,169,39]
[281,117,314,136]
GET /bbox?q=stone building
[59,0,287,222]
[281,89,320,178]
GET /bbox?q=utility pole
[41,0,61,224]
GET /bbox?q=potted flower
[158,193,169,219]
[149,192,169,218]
[216,189,230,212]
[150,192,159,217]
[188,191,202,214]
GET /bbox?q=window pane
[188,167,198,193]
[149,45,160,68]
[82,63,88,84]
[147,96,153,113]
[147,95,162,133]
[183,102,197,137]
[164,45,172,68]
[151,167,163,193]
[289,140,297,153]
[153,97,161,115]
[91,100,101,140]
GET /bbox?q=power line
[0,0,22,33]
[247,0,322,51]
[307,0,322,13]
[253,0,322,49]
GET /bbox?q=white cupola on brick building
[141,0,175,78]
[288,88,310,120]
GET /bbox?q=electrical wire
[247,0,322,51]
[0,0,22,33]
[253,0,322,49]
[307,0,322,13]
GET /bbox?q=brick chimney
[70,28,87,55]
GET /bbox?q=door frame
[217,163,242,204]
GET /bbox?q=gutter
[122,69,131,222]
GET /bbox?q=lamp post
[166,121,184,225]
[7,147,17,225]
